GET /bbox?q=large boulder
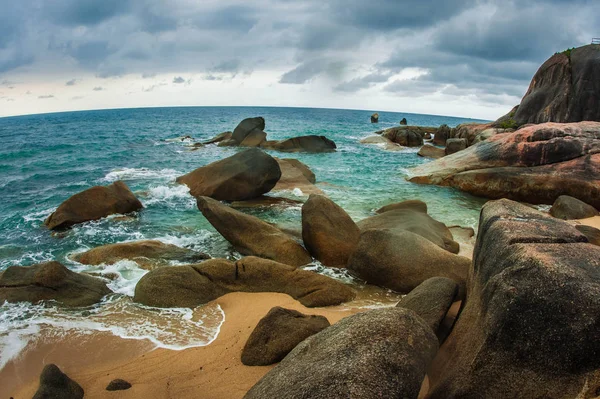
[408,122,600,208]
[575,224,600,246]
[418,144,445,159]
[357,208,460,254]
[262,135,337,153]
[445,138,467,155]
[512,45,600,124]
[231,117,266,144]
[33,364,84,399]
[370,113,379,123]
[376,199,427,215]
[400,117,408,125]
[550,195,599,220]
[241,307,330,366]
[197,196,312,266]
[72,240,210,269]
[176,148,282,201]
[244,308,438,399]
[0,261,111,307]
[272,158,323,195]
[427,199,600,399]
[302,194,360,267]
[133,257,355,308]
[44,181,143,230]
[382,127,425,147]
[347,229,469,295]
[433,124,451,146]
[450,123,497,146]
[202,131,232,145]
[396,277,459,341]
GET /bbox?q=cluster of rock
[200,117,337,153]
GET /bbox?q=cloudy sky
[0,0,597,119]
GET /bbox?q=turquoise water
[0,106,487,366]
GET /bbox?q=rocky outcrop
[382,126,430,147]
[301,194,360,267]
[0,261,111,307]
[418,144,445,159]
[357,208,460,254]
[449,123,496,146]
[445,138,467,155]
[396,277,459,341]
[72,240,210,269]
[133,257,355,308]
[202,131,232,145]
[400,117,408,125]
[176,148,281,201]
[409,122,600,208]
[347,229,469,296]
[550,195,598,220]
[371,113,379,123]
[197,196,312,266]
[244,308,438,399]
[44,181,143,230]
[433,124,451,146]
[231,117,266,144]
[241,307,330,366]
[376,199,427,214]
[33,364,84,399]
[512,44,600,124]
[427,199,600,399]
[575,224,600,246]
[262,135,337,153]
[272,158,323,195]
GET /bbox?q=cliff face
[512,44,600,124]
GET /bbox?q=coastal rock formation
[133,257,355,308]
[231,117,266,144]
[418,144,445,159]
[347,229,469,295]
[197,196,312,266]
[449,123,495,146]
[512,44,600,124]
[400,117,408,125]
[396,277,459,341]
[106,379,132,391]
[202,131,232,145]
[272,158,323,195]
[357,208,460,254]
[575,225,600,246]
[241,307,330,366]
[382,127,425,147]
[427,199,600,398]
[371,113,379,123]
[33,364,84,399]
[244,308,438,399]
[0,261,111,307]
[262,135,337,153]
[445,138,467,155]
[301,194,360,267]
[409,122,600,208]
[360,135,403,151]
[549,195,598,220]
[72,240,210,269]
[176,148,281,201]
[433,124,451,145]
[44,181,143,230]
[230,196,303,209]
[376,199,427,214]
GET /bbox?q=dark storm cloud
[280,60,346,84]
[44,0,132,27]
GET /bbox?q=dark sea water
[0,106,488,367]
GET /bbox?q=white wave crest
[143,184,195,208]
[101,167,181,183]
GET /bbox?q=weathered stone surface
[357,208,460,253]
[241,307,330,366]
[382,127,425,147]
[575,224,600,246]
[550,195,598,220]
[513,45,600,124]
[376,199,427,214]
[449,123,495,146]
[239,130,267,147]
[262,135,337,153]
[176,148,281,201]
[197,196,312,266]
[106,379,132,391]
[409,122,600,208]
[45,181,143,230]
[433,124,451,145]
[302,194,360,267]
[418,144,445,159]
[231,117,266,144]
[244,308,438,399]
[347,229,469,295]
[445,138,467,155]
[33,364,84,399]
[272,158,323,195]
[202,131,232,145]
[0,261,111,307]
[133,257,355,308]
[230,196,304,209]
[396,277,459,339]
[427,199,600,399]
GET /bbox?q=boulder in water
[231,117,266,144]
[272,158,322,195]
[241,306,330,366]
[433,124,451,145]
[549,195,598,220]
[44,181,143,230]
[202,131,232,145]
[371,113,379,123]
[0,261,111,307]
[176,148,281,201]
[33,364,84,399]
[445,138,467,155]
[262,135,337,153]
[400,117,408,125]
[382,127,424,147]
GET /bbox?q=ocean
[0,106,488,369]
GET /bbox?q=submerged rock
[176,148,281,201]
[72,240,210,269]
[241,307,330,366]
[262,135,337,153]
[133,257,355,308]
[550,195,598,220]
[302,194,360,267]
[197,196,312,267]
[33,364,84,399]
[427,199,600,399]
[347,229,469,296]
[45,181,143,230]
[244,308,438,399]
[0,261,111,307]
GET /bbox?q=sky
[0,0,597,119]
